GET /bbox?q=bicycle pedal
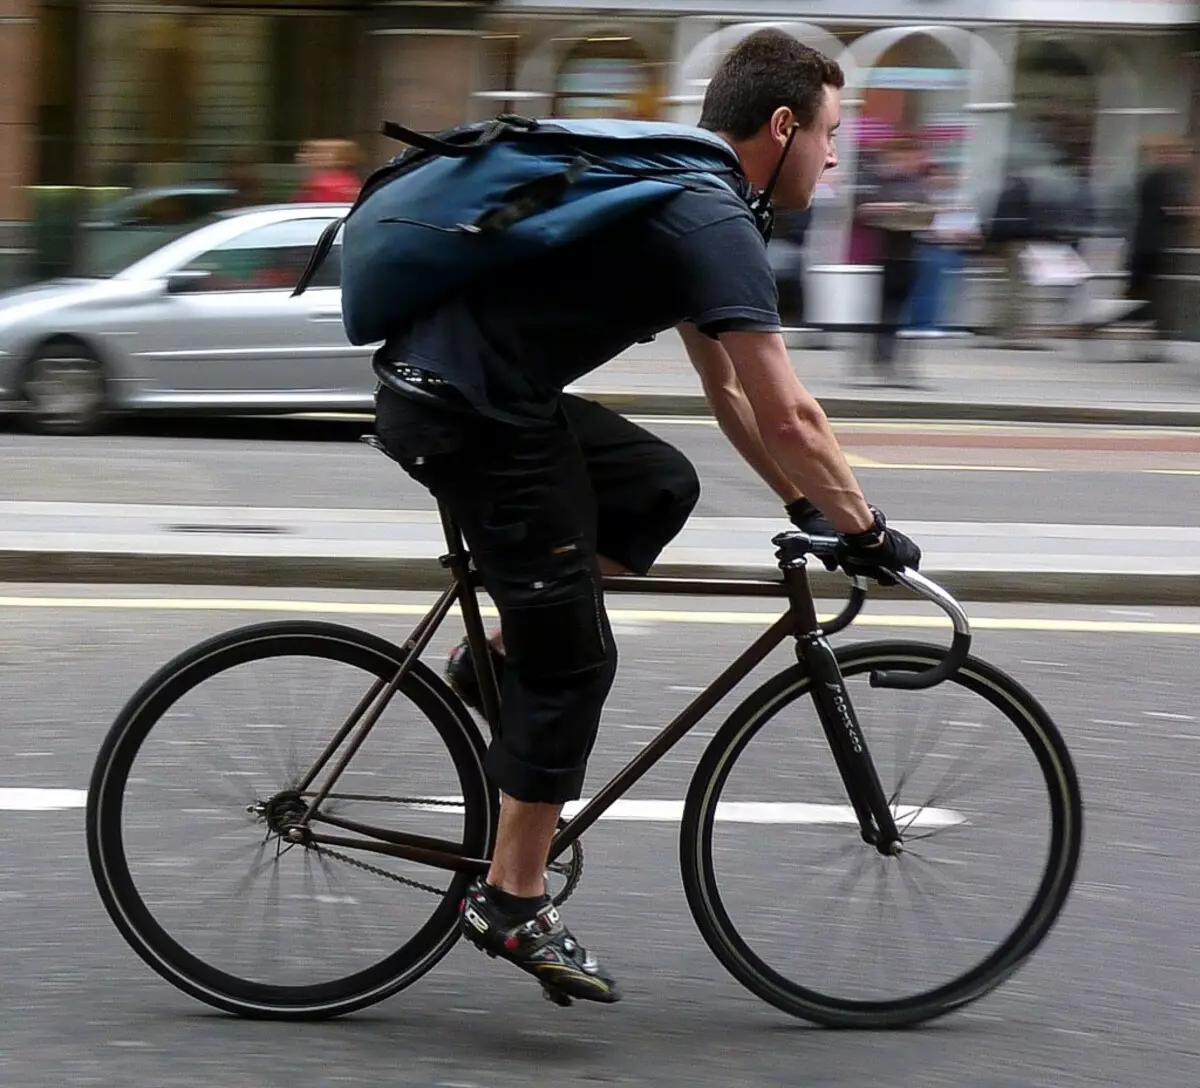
[541,984,573,1008]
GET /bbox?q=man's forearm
[758,400,873,532]
[681,322,870,530]
[706,371,869,532]
[702,377,802,505]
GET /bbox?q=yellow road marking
[2,594,1200,635]
[844,452,888,468]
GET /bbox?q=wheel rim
[88,626,492,1015]
[26,350,104,427]
[687,646,1080,1021]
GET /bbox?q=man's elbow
[758,399,829,458]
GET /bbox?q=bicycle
[86,436,1082,1029]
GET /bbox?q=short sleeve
[665,209,782,338]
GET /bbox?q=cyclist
[374,28,921,1007]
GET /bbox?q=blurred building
[475,1,1200,239]
[3,0,1198,282]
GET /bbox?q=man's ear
[770,105,795,144]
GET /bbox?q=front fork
[799,634,903,853]
[782,560,903,855]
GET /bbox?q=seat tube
[437,501,501,730]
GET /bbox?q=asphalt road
[4,415,1200,525]
[2,584,1198,1087]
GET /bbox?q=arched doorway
[503,23,671,120]
[553,35,659,119]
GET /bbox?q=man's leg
[482,398,698,907]
[377,387,621,1003]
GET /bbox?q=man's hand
[837,507,921,585]
[788,498,919,582]
[785,497,838,571]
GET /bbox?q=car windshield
[74,217,223,279]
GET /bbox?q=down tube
[549,612,797,860]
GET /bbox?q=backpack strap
[381,121,477,159]
[291,215,345,298]
[471,155,590,234]
[381,114,539,158]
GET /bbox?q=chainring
[545,817,584,907]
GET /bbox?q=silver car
[0,204,378,434]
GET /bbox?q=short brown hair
[699,28,844,140]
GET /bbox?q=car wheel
[22,338,109,436]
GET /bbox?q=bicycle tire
[86,620,495,1020]
[679,640,1082,1029]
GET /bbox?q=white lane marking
[0,788,87,811]
[413,797,966,828]
[0,787,965,829]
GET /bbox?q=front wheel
[680,640,1082,1029]
[22,337,109,435]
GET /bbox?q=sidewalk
[2,500,1196,606]
[572,334,1200,426]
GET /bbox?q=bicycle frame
[287,504,967,870]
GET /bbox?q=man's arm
[679,323,872,534]
[677,322,802,506]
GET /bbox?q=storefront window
[84,5,359,195]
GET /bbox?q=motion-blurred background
[9,0,1200,342]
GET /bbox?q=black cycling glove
[786,499,921,583]
[837,506,921,585]
[785,498,838,571]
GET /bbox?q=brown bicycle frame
[289,505,883,875]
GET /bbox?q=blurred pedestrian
[857,138,934,384]
[910,162,979,335]
[293,139,363,204]
[985,167,1040,348]
[1124,136,1191,349]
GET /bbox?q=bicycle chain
[307,840,447,897]
[294,796,584,907]
[301,794,463,898]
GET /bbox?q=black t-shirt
[380,183,780,423]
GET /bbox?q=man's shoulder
[648,183,758,239]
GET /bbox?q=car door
[127,216,369,401]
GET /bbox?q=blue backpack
[292,114,763,346]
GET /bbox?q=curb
[579,390,1200,428]
[3,550,1198,607]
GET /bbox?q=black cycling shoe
[445,638,505,715]
[459,878,621,1006]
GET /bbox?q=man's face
[776,85,840,210]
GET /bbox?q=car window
[178,218,340,292]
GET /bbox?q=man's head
[699,28,844,210]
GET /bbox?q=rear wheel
[680,640,1082,1029]
[87,620,495,1019]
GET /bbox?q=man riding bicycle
[373,28,921,1007]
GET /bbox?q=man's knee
[644,444,700,539]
